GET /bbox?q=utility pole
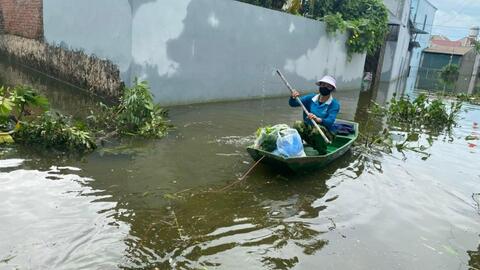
[467,27,479,94]
[468,53,480,94]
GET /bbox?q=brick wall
[0,0,43,39]
[0,8,4,34]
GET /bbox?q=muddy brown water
[0,58,479,270]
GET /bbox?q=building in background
[369,0,414,104]
[416,27,479,93]
[405,0,437,94]
[380,0,413,84]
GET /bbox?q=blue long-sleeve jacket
[289,94,340,133]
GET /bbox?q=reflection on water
[468,243,480,270]
[0,54,102,117]
[0,159,130,269]
[1,58,480,269]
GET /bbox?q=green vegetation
[321,0,389,57]
[384,94,462,130]
[237,0,287,11]
[14,112,96,153]
[439,64,460,91]
[455,93,480,105]
[88,79,170,139]
[254,124,289,152]
[237,0,389,57]
[473,40,480,54]
[360,94,463,159]
[0,80,171,153]
[0,85,95,152]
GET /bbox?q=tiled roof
[423,46,473,56]
[431,39,462,47]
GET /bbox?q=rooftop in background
[431,39,462,47]
[425,28,479,55]
[423,46,473,55]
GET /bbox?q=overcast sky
[429,0,480,40]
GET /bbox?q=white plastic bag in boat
[276,128,306,158]
[254,124,290,152]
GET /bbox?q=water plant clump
[87,79,171,139]
[373,93,462,131]
[358,94,463,160]
[14,112,96,153]
[0,80,171,154]
[0,85,96,152]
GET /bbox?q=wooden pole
[276,70,331,144]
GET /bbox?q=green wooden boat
[247,120,359,171]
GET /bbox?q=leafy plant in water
[0,85,50,132]
[0,86,14,120]
[88,79,171,139]
[386,94,462,131]
[9,85,49,120]
[14,112,96,152]
[358,94,463,162]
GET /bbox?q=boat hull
[247,120,358,172]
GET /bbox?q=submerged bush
[384,94,462,130]
[359,94,464,161]
[88,79,171,139]
[1,80,171,154]
[14,112,96,153]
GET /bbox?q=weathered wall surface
[43,0,366,106]
[0,34,124,100]
[458,49,476,93]
[0,0,43,39]
[43,0,132,85]
[380,0,412,86]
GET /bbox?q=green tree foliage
[321,0,389,57]
[473,40,480,54]
[440,64,460,89]
[286,0,302,14]
[237,0,287,10]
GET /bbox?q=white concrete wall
[380,0,412,85]
[43,0,132,77]
[43,0,366,106]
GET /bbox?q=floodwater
[0,58,479,270]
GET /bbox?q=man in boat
[289,75,340,155]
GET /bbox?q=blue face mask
[319,87,331,96]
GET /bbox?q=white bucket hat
[315,75,337,89]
